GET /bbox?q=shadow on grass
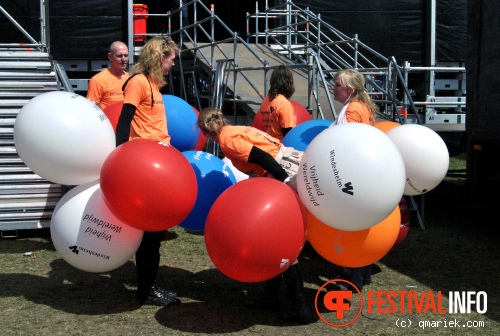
[156,265,322,332]
[377,179,499,322]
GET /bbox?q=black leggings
[135,231,165,296]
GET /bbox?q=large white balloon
[222,157,250,182]
[14,91,116,185]
[297,123,406,231]
[386,124,449,195]
[50,181,143,273]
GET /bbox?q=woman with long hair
[198,107,311,325]
[331,68,378,125]
[115,36,181,307]
[330,68,380,291]
[257,65,297,141]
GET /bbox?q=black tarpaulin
[1,0,467,64]
[0,0,126,59]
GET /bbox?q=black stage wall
[1,1,466,65]
[466,0,500,199]
[0,0,127,60]
[209,0,467,66]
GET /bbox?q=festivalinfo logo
[315,280,488,328]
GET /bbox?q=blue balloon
[162,94,200,151]
[282,119,333,151]
[179,150,237,231]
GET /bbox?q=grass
[1,154,499,335]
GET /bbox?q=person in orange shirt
[86,41,130,110]
[330,68,377,126]
[258,65,297,141]
[330,68,379,291]
[115,36,180,307]
[198,107,311,325]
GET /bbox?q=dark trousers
[342,265,372,290]
[135,231,165,298]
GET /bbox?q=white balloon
[222,157,250,182]
[297,123,406,231]
[386,124,449,195]
[50,181,143,273]
[14,91,116,185]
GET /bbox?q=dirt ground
[1,157,500,335]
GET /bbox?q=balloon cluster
[300,120,448,267]
[15,93,449,278]
[13,92,204,273]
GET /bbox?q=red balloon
[205,178,307,282]
[103,101,124,133]
[193,130,207,151]
[252,100,312,131]
[289,100,313,124]
[251,110,264,130]
[391,196,411,251]
[192,106,207,151]
[100,139,197,231]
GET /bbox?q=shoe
[152,285,177,298]
[282,265,312,325]
[137,286,181,307]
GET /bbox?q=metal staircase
[0,50,67,235]
[153,0,465,132]
[0,3,71,235]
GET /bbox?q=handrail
[132,0,466,128]
[245,0,466,126]
[53,61,75,93]
[0,4,48,52]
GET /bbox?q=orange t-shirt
[258,94,296,141]
[86,68,130,110]
[123,74,170,144]
[345,99,374,125]
[218,125,281,176]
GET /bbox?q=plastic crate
[133,4,149,44]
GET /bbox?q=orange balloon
[306,206,400,267]
[374,120,401,133]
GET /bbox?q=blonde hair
[334,69,378,125]
[198,107,230,136]
[132,36,179,87]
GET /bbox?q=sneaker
[137,286,181,307]
[152,285,177,298]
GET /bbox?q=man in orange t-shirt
[87,41,130,110]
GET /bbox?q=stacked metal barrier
[0,50,65,236]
